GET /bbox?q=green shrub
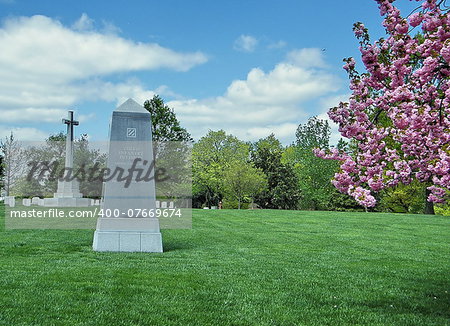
[222,198,249,209]
[378,181,424,214]
[435,203,450,216]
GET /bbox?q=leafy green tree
[0,151,4,195]
[0,132,24,196]
[296,116,330,149]
[143,96,192,200]
[251,134,301,210]
[143,95,192,142]
[435,203,450,216]
[73,134,107,197]
[378,180,425,214]
[11,174,46,198]
[154,141,192,206]
[293,117,339,210]
[22,133,65,196]
[223,161,267,209]
[22,133,106,198]
[192,130,249,208]
[329,190,362,212]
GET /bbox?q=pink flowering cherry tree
[315,0,450,213]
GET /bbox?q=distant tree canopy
[0,146,4,194]
[1,132,23,196]
[292,117,341,210]
[143,95,192,142]
[251,134,301,210]
[192,130,249,208]
[295,116,330,150]
[223,158,267,209]
[15,133,106,198]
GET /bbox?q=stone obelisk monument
[93,98,163,252]
[43,110,90,207]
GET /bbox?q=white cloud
[0,14,208,129]
[233,34,258,52]
[72,13,94,31]
[0,126,49,141]
[0,15,207,79]
[169,49,343,144]
[318,94,351,145]
[243,123,299,142]
[1,108,67,123]
[115,87,156,107]
[286,48,328,68]
[101,20,122,35]
[268,40,287,49]
[78,113,96,123]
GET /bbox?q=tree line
[1,95,448,215]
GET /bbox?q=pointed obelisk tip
[114,98,148,113]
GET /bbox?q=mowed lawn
[0,206,449,326]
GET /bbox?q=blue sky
[0,0,420,144]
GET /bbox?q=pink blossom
[395,22,409,34]
[354,23,366,37]
[343,58,356,72]
[318,0,450,208]
[441,44,450,63]
[368,177,384,191]
[423,16,441,32]
[427,186,447,203]
[348,186,377,207]
[409,12,423,27]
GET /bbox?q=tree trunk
[5,168,10,196]
[238,198,241,210]
[424,187,435,215]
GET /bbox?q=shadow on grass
[358,275,450,321]
[162,239,195,252]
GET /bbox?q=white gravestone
[23,198,31,206]
[7,197,15,207]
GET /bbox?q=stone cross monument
[55,111,82,198]
[93,98,163,252]
[63,111,79,172]
[43,110,90,207]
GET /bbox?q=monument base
[93,218,163,252]
[43,197,91,207]
[92,231,163,252]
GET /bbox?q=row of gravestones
[2,196,176,209]
[156,201,175,209]
[2,196,102,208]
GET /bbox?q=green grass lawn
[0,205,449,326]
